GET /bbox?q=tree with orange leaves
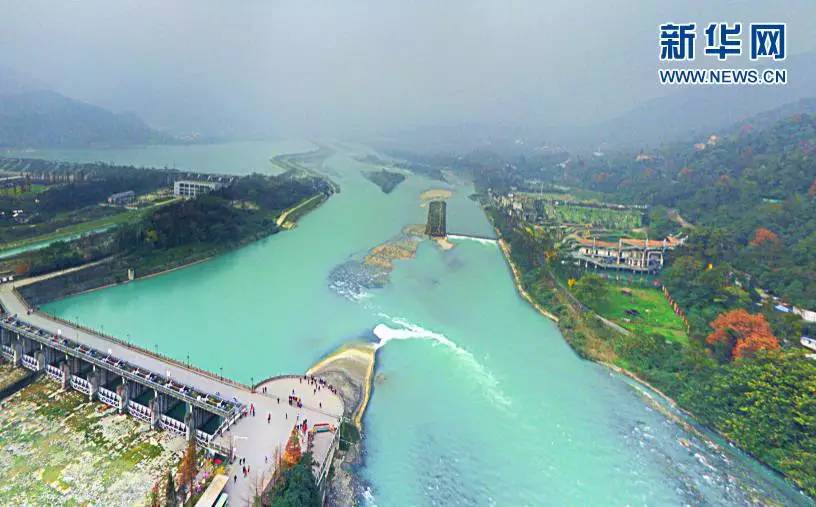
[706,309,780,361]
[177,437,197,499]
[282,425,302,467]
[749,227,780,247]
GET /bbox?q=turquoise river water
[13,141,810,505]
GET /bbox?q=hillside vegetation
[0,90,173,148]
[448,104,816,498]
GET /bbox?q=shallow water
[35,141,810,505]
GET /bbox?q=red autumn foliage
[706,309,780,360]
[177,438,197,493]
[749,227,780,247]
[808,176,816,198]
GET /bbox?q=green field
[0,202,173,252]
[542,203,641,229]
[592,285,688,344]
[0,184,48,197]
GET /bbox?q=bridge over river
[0,279,344,504]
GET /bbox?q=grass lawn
[544,204,642,229]
[0,184,48,197]
[592,285,689,344]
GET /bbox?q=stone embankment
[307,341,376,506]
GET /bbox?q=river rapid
[17,141,809,506]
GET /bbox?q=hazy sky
[2,1,815,138]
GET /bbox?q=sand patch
[307,342,376,429]
[420,188,453,203]
[434,237,454,250]
[363,225,425,270]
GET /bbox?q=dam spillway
[0,282,344,502]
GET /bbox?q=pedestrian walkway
[0,281,344,503]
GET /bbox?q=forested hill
[576,108,816,308]
[0,90,174,148]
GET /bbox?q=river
[15,141,809,505]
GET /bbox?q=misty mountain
[577,51,816,150]
[0,89,174,148]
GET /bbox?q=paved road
[0,282,344,505]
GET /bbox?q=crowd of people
[228,374,343,491]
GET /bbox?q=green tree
[572,273,608,308]
[269,453,320,507]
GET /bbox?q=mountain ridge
[0,89,175,148]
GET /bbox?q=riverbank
[486,207,815,500]
[495,237,559,322]
[17,236,258,307]
[307,342,376,507]
[276,192,329,229]
[17,186,333,307]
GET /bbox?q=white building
[107,190,135,205]
[571,236,684,273]
[173,180,225,198]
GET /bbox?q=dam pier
[425,198,497,243]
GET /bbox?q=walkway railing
[316,426,340,487]
[255,374,346,421]
[20,289,251,392]
[214,407,243,438]
[206,438,232,459]
[0,311,239,419]
[1,344,12,361]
